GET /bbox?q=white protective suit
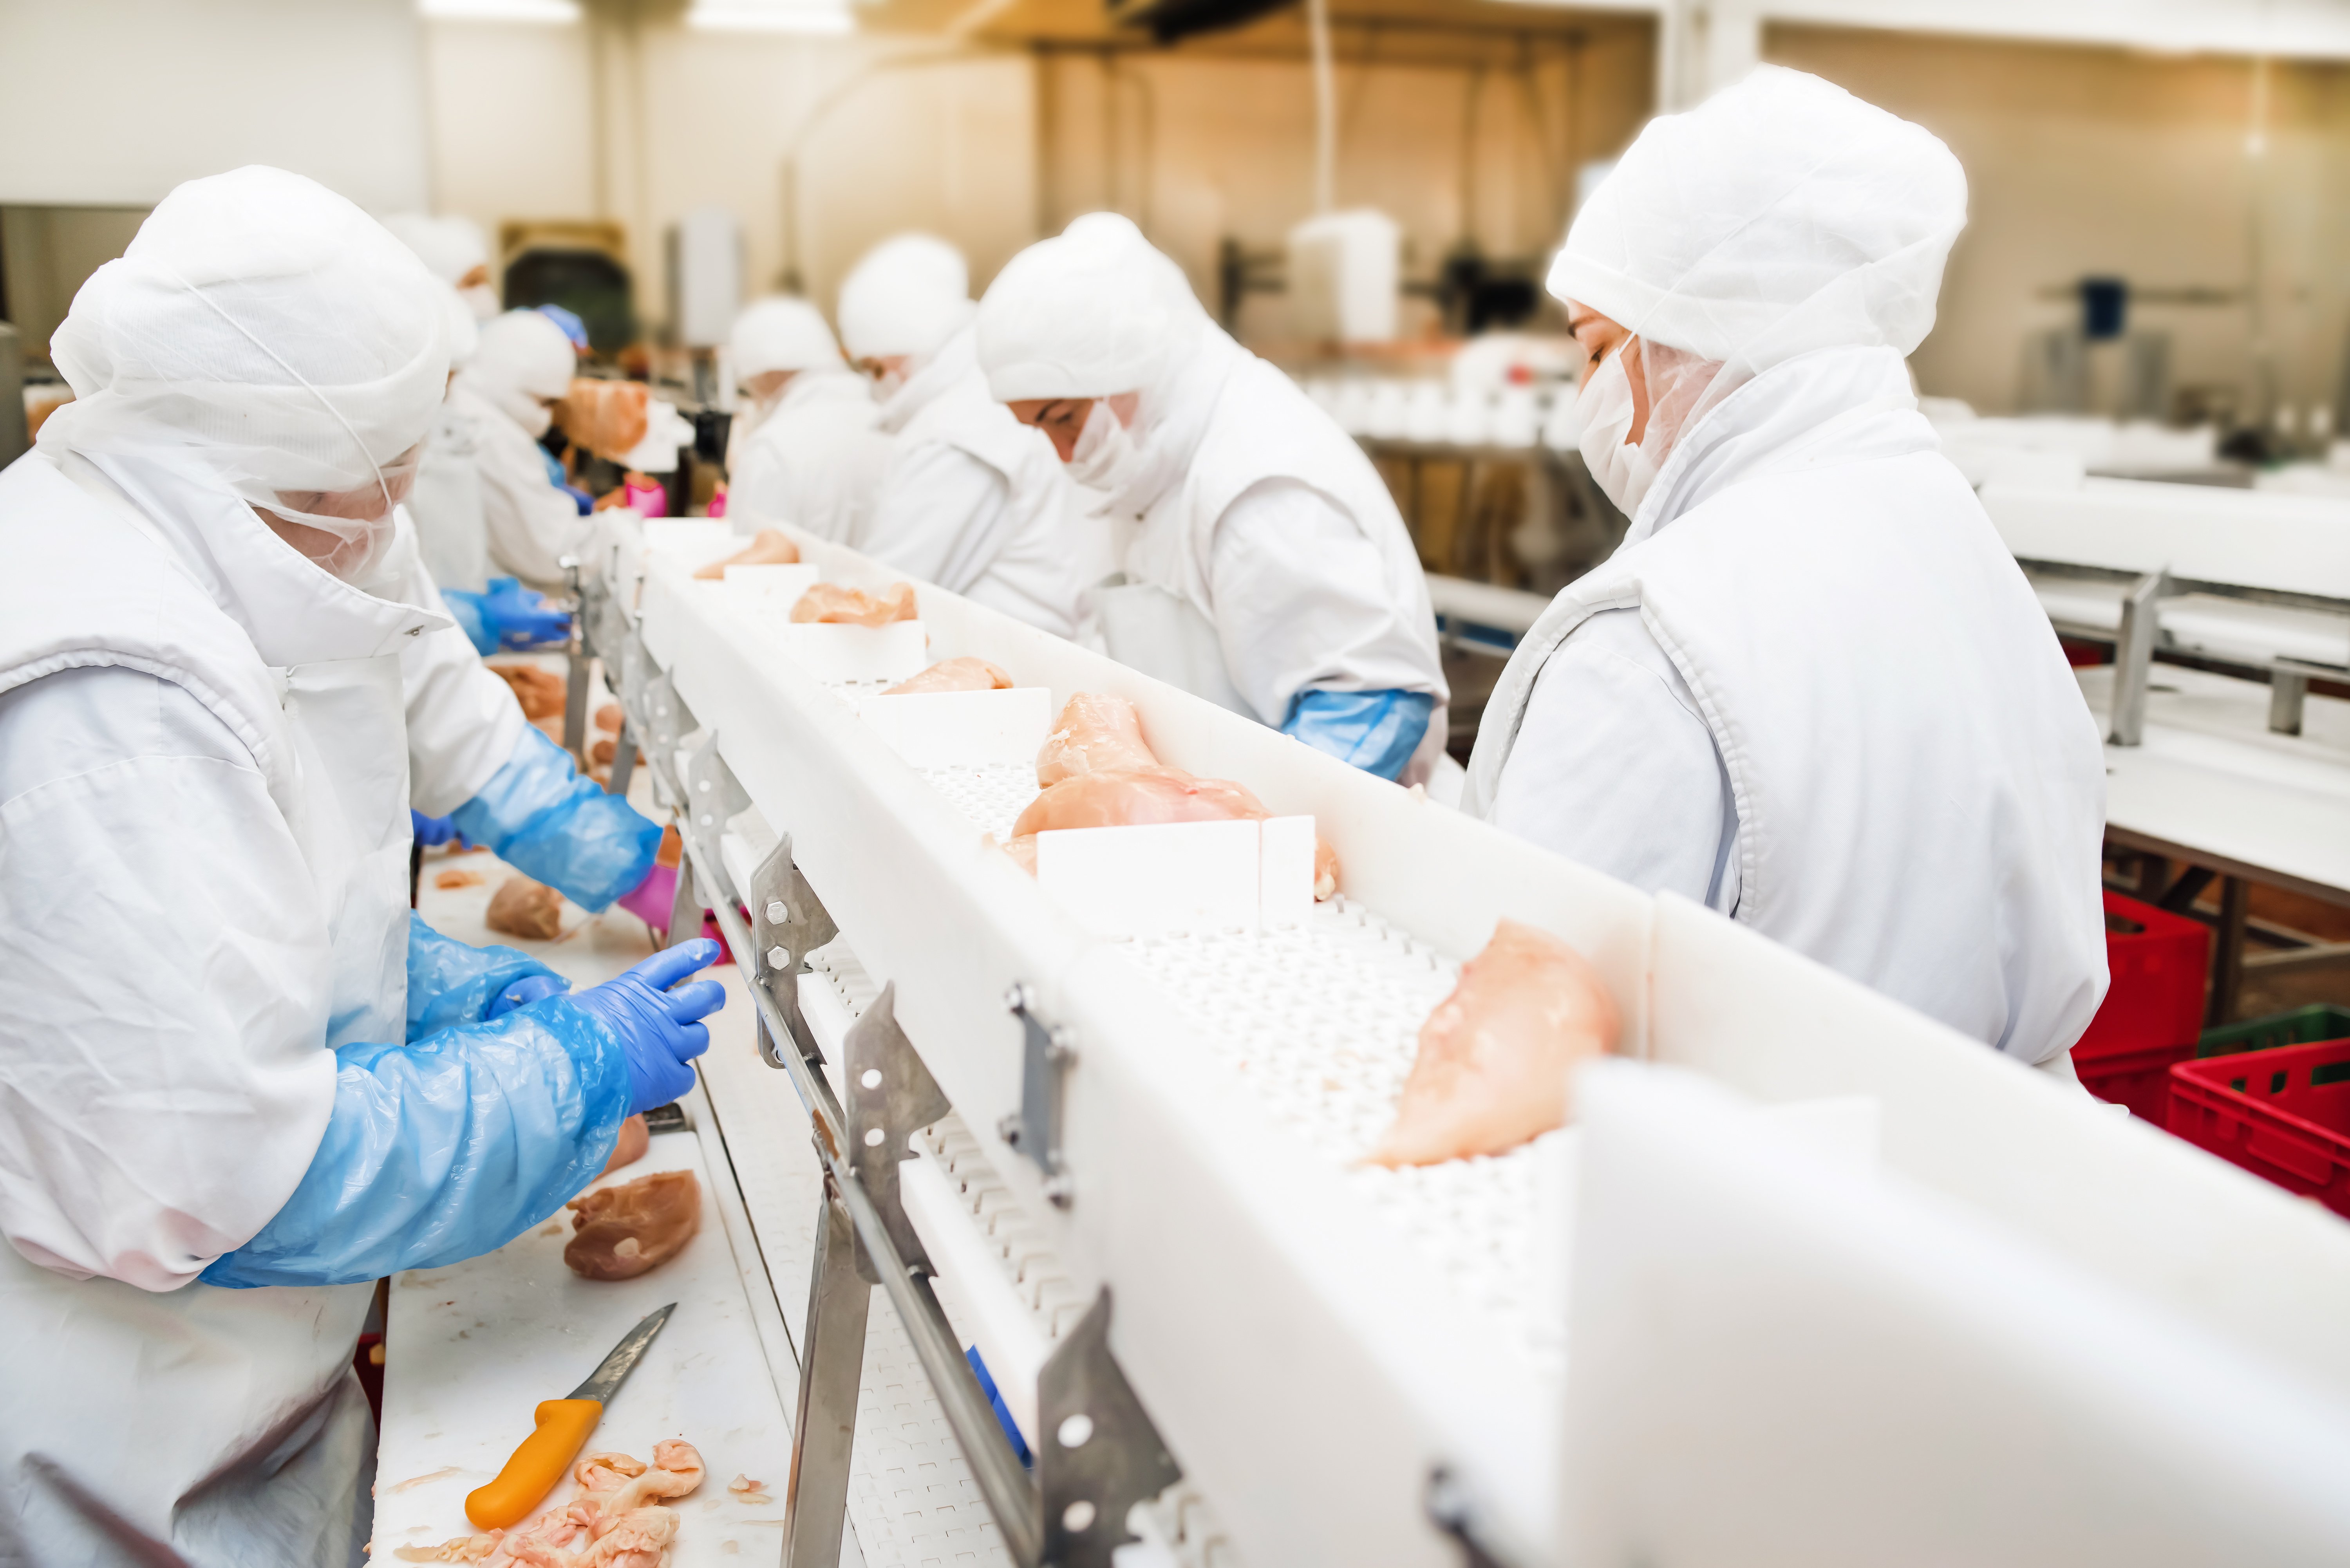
[382,210,498,321]
[977,213,1447,777]
[1464,67,2109,1063]
[725,296,890,543]
[841,236,1105,638]
[452,309,587,589]
[405,283,492,593]
[0,168,449,1563]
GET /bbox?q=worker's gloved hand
[478,575,573,650]
[486,973,571,1019]
[411,809,459,847]
[571,938,726,1114]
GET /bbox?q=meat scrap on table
[566,1169,701,1281]
[394,1440,704,1566]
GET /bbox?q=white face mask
[1574,342,1659,518]
[1065,398,1145,493]
[461,282,499,322]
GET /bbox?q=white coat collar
[62,449,443,667]
[875,327,980,435]
[1105,325,1249,520]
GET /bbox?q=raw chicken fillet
[398,1440,704,1566]
[1035,693,1157,783]
[564,1168,701,1281]
[790,581,917,625]
[692,527,798,579]
[598,1114,649,1176]
[1368,919,1620,1167]
[884,657,1014,695]
[486,876,565,942]
[556,379,651,463]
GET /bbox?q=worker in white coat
[0,166,723,1564]
[976,214,1449,784]
[452,308,592,589]
[726,295,890,543]
[839,234,1106,638]
[1463,67,2108,1066]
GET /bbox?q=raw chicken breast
[598,1114,648,1176]
[692,527,799,579]
[1368,919,1620,1167]
[564,1169,701,1281]
[488,662,568,720]
[790,581,918,625]
[557,379,650,462]
[885,657,1014,695]
[486,876,565,941]
[1035,693,1157,784]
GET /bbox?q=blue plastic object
[965,1347,1033,1468]
[540,446,569,488]
[411,808,459,847]
[1282,689,1434,781]
[489,974,571,1019]
[405,913,567,1040]
[562,482,595,517]
[537,303,590,353]
[199,994,631,1288]
[569,940,726,1115]
[450,726,661,912]
[444,576,572,652]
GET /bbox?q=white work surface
[374,1128,793,1563]
[2077,663,2350,905]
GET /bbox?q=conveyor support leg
[2269,668,2309,737]
[2209,876,2251,1028]
[606,721,637,797]
[784,1178,871,1568]
[2107,567,2168,748]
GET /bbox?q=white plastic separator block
[857,686,1055,770]
[640,518,741,568]
[720,562,819,611]
[770,621,930,685]
[1033,817,1316,939]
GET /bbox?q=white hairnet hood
[732,296,845,378]
[976,213,1204,402]
[457,309,575,436]
[40,164,450,554]
[1549,66,1967,378]
[837,235,974,362]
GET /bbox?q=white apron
[0,450,421,1564]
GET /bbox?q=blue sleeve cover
[1282,689,1435,781]
[440,591,499,656]
[405,912,564,1042]
[450,726,662,912]
[198,996,630,1288]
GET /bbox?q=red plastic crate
[2168,1038,2350,1217]
[2073,891,2210,1122]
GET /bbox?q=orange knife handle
[465,1397,604,1530]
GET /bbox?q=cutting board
[373,1127,792,1563]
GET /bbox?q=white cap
[730,296,844,378]
[44,165,448,499]
[975,213,1204,402]
[1547,66,1966,376]
[458,309,575,434]
[836,234,973,361]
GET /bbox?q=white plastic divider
[856,686,1056,769]
[1642,892,2350,1411]
[1982,476,2350,600]
[631,526,1661,1568]
[1034,818,1315,939]
[719,561,820,610]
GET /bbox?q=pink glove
[617,862,680,936]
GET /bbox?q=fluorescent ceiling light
[688,0,855,34]
[419,0,581,21]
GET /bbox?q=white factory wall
[418,16,1651,346]
[0,0,429,211]
[1773,25,2350,422]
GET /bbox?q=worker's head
[978,213,1205,488]
[1551,67,1966,517]
[41,164,450,582]
[384,211,498,320]
[836,234,973,394]
[730,297,847,415]
[460,310,577,439]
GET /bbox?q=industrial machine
[551,515,2350,1566]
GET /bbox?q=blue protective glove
[489,973,571,1019]
[570,939,727,1115]
[540,446,570,487]
[199,997,630,1288]
[411,808,459,847]
[441,578,573,654]
[1282,689,1436,781]
[405,913,565,1040]
[451,726,662,912]
[562,482,595,516]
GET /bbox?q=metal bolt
[767,945,789,970]
[1046,1035,1076,1066]
[1042,1174,1075,1209]
[997,1114,1023,1148]
[765,900,788,923]
[1003,982,1027,1012]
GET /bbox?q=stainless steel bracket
[559,555,592,756]
[2107,566,2171,748]
[644,670,698,799]
[684,733,752,860]
[1426,1466,1514,1568]
[747,831,838,1066]
[1037,1288,1182,1568]
[1001,983,1076,1208]
[2269,661,2322,736]
[843,981,951,1283]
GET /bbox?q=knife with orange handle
[465,1303,676,1530]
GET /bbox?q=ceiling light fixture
[418,0,582,22]
[687,0,856,35]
